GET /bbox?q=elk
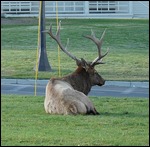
[44,21,109,115]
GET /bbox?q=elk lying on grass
[44,21,109,115]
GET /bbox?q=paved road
[1,79,149,98]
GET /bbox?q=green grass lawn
[1,94,149,146]
[1,18,149,81]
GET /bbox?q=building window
[89,1,129,14]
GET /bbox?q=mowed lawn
[1,95,149,146]
[1,18,149,81]
[1,18,149,146]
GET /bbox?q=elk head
[44,21,109,95]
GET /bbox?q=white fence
[1,1,149,18]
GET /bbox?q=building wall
[133,1,149,18]
[1,1,149,18]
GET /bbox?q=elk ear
[81,58,89,72]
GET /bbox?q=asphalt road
[1,82,149,98]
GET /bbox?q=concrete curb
[105,81,149,88]
[1,79,149,88]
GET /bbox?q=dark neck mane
[52,66,92,95]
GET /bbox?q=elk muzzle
[98,78,105,86]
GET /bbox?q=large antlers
[45,21,108,67]
[84,29,109,66]
[45,21,82,66]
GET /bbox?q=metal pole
[38,1,52,71]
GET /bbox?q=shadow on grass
[101,112,148,118]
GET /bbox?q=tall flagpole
[37,1,52,71]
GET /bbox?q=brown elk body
[44,22,109,115]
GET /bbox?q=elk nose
[98,79,105,86]
[103,80,105,85]
[101,80,105,85]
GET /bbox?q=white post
[84,1,89,16]
[129,1,133,16]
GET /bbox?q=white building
[1,1,149,18]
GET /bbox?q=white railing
[1,1,31,14]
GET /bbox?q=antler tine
[55,21,61,40]
[46,21,81,65]
[84,29,109,66]
[91,47,109,65]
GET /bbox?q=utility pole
[37,1,52,71]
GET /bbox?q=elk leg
[94,108,100,115]
[90,108,100,115]
[86,107,100,115]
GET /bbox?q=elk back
[44,79,98,115]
